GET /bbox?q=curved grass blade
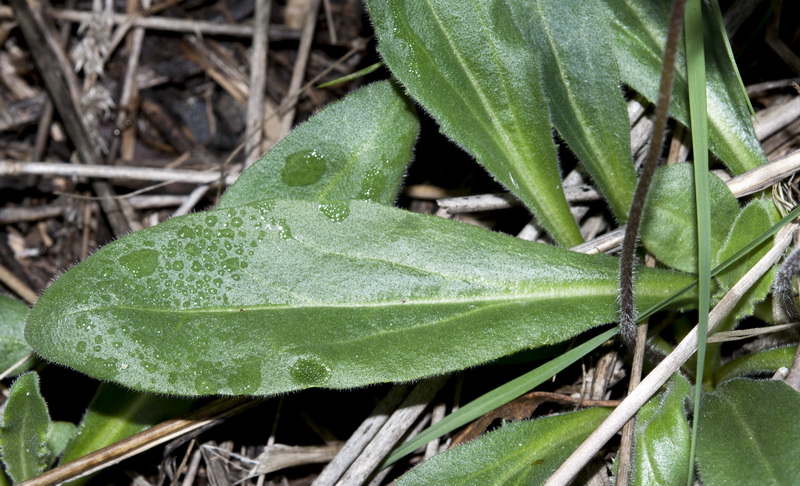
[365,0,583,246]
[219,81,419,208]
[685,1,710,481]
[26,200,695,396]
[603,0,766,175]
[507,0,637,222]
[384,326,617,466]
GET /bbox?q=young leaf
[44,422,76,468]
[697,379,800,485]
[0,294,34,375]
[219,81,419,208]
[26,200,696,396]
[0,372,51,483]
[397,407,612,485]
[60,383,195,477]
[506,0,637,222]
[365,0,583,246]
[630,373,692,486]
[714,345,797,384]
[640,163,739,273]
[714,198,781,319]
[602,0,766,174]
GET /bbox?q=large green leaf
[640,163,739,274]
[365,0,582,246]
[697,379,800,485]
[506,0,636,222]
[220,81,419,207]
[630,374,692,486]
[602,0,766,174]
[0,294,34,375]
[0,373,51,484]
[398,407,612,485]
[26,200,695,396]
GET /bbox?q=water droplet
[178,225,195,238]
[112,341,123,349]
[231,217,244,228]
[94,335,103,344]
[173,261,185,271]
[289,356,331,387]
[76,341,87,353]
[119,249,160,278]
[281,150,327,186]
[191,261,203,272]
[360,167,386,201]
[318,202,350,223]
[221,258,240,271]
[194,376,215,394]
[205,215,218,227]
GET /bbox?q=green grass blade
[685,0,710,483]
[383,327,617,466]
[317,62,383,89]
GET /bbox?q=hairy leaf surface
[640,163,739,273]
[219,81,418,208]
[398,407,612,485]
[631,374,691,486]
[507,0,636,221]
[365,0,582,246]
[0,294,34,375]
[697,379,800,485]
[0,373,51,483]
[603,0,766,174]
[27,200,695,396]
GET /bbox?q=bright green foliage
[219,81,419,208]
[26,200,696,396]
[714,199,781,319]
[0,294,34,375]
[0,373,51,484]
[398,407,612,485]
[507,0,636,222]
[714,345,797,384]
[640,163,739,273]
[60,383,194,485]
[602,0,766,175]
[365,0,583,246]
[630,374,692,486]
[697,379,800,485]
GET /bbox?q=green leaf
[714,199,781,319]
[506,0,636,222]
[602,0,766,174]
[44,422,76,468]
[0,372,51,483]
[397,407,612,485]
[640,163,739,273]
[630,373,692,486]
[365,0,582,246]
[26,200,696,396]
[59,383,194,485]
[697,379,800,485]
[714,345,797,385]
[219,81,419,208]
[0,294,35,376]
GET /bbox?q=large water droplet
[120,249,160,278]
[281,150,327,186]
[289,356,332,387]
[178,225,195,239]
[318,202,350,223]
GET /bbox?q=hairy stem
[619,0,689,348]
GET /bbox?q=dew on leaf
[205,215,218,227]
[76,341,87,353]
[184,243,201,257]
[318,202,351,223]
[281,149,327,186]
[119,249,160,278]
[178,225,196,238]
[231,217,244,228]
[289,356,332,387]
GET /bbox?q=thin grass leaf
[685,2,710,481]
